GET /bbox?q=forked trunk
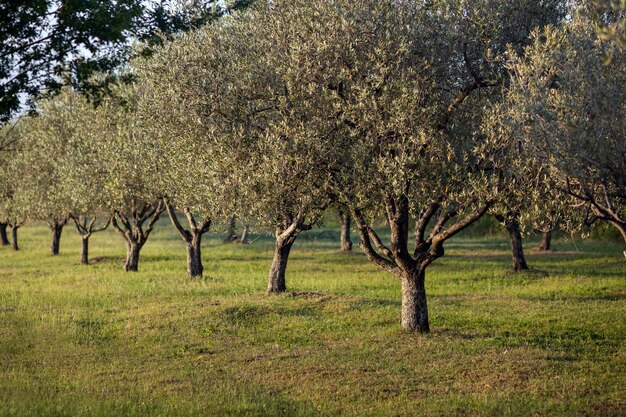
[400,269,429,333]
[267,238,295,294]
[50,222,64,256]
[0,223,8,246]
[11,226,19,251]
[340,213,353,251]
[124,242,141,272]
[506,220,528,271]
[80,236,89,265]
[186,235,203,278]
[538,230,552,251]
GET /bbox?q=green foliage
[0,0,251,122]
[498,17,626,238]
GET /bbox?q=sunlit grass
[1,220,624,416]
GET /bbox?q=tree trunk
[538,231,551,251]
[400,269,429,333]
[124,242,141,272]
[186,234,203,278]
[506,220,528,271]
[240,224,250,243]
[224,216,237,242]
[267,238,295,294]
[81,236,89,265]
[340,213,353,251]
[49,222,64,256]
[0,223,9,246]
[11,226,19,251]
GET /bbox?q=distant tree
[130,36,239,278]
[0,123,24,250]
[0,0,252,122]
[15,101,79,256]
[501,18,626,256]
[89,87,164,272]
[51,90,111,264]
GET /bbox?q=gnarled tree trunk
[81,237,89,265]
[186,236,203,277]
[49,219,66,256]
[267,236,295,293]
[507,221,528,271]
[496,213,528,271]
[72,214,110,265]
[11,225,19,251]
[124,242,141,272]
[111,200,165,273]
[349,195,491,334]
[266,216,315,294]
[538,230,552,251]
[164,201,211,278]
[0,223,8,246]
[400,269,429,332]
[339,211,352,251]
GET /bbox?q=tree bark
[506,220,528,271]
[81,236,89,265]
[49,220,65,256]
[267,236,295,294]
[340,212,353,251]
[495,213,528,271]
[0,223,8,246]
[240,224,250,243]
[400,269,429,333]
[11,225,19,251]
[538,230,552,251]
[124,242,141,272]
[224,215,237,242]
[111,200,164,272]
[186,235,203,278]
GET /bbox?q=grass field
[0,220,625,416]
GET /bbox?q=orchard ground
[0,218,625,416]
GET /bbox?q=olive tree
[49,90,112,264]
[0,123,24,250]
[136,16,335,289]
[500,18,626,254]
[252,0,566,332]
[91,88,165,272]
[16,99,78,256]
[129,33,243,278]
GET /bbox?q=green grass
[0,220,625,416]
